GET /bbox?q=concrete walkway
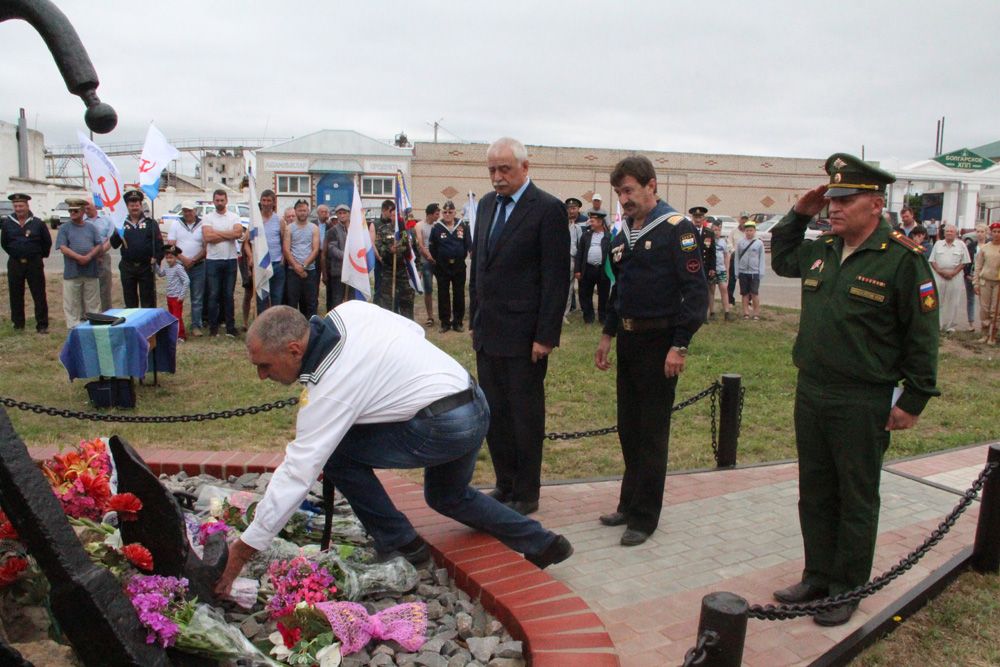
[407,442,998,666]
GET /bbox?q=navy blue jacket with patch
[603,200,708,347]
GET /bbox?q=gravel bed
[163,470,525,667]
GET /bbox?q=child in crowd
[158,245,190,341]
[910,225,933,259]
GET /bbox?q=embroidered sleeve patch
[919,280,938,312]
[680,233,697,252]
[686,258,702,273]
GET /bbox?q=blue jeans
[323,387,556,556]
[206,258,237,333]
[257,261,286,313]
[187,261,206,329]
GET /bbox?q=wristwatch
[671,346,688,357]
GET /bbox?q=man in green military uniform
[372,199,414,319]
[770,153,940,626]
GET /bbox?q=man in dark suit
[469,137,570,515]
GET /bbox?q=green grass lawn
[2,277,998,663]
[4,279,995,483]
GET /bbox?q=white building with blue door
[255,129,412,216]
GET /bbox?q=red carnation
[277,621,302,649]
[122,543,154,572]
[0,510,17,541]
[107,493,143,521]
[0,557,28,587]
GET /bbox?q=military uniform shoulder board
[667,214,686,225]
[889,229,923,253]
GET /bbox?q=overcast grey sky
[1,0,996,165]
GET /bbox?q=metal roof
[258,130,412,157]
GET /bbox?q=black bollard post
[972,444,1000,573]
[716,374,741,468]
[696,592,748,667]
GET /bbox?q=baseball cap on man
[334,204,350,213]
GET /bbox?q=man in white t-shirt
[167,201,207,335]
[214,303,573,596]
[201,189,243,337]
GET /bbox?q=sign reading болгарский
[933,148,994,171]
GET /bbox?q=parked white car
[159,201,250,235]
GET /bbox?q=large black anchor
[0,0,117,133]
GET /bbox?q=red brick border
[28,447,619,666]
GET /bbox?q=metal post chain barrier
[680,630,719,666]
[545,381,721,442]
[747,460,999,620]
[0,396,299,423]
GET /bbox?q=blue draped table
[59,308,179,381]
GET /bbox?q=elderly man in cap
[321,203,350,312]
[214,302,574,596]
[429,200,471,333]
[575,209,611,324]
[770,153,940,626]
[83,201,115,311]
[586,192,606,220]
[167,201,207,334]
[55,198,103,328]
[1,193,51,332]
[110,189,163,308]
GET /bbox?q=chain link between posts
[544,381,722,449]
[0,396,300,423]
[747,460,998,620]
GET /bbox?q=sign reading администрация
[933,148,995,171]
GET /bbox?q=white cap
[592,193,603,201]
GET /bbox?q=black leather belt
[620,317,671,333]
[418,378,477,418]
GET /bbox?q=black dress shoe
[452,323,463,332]
[773,581,829,604]
[526,535,573,569]
[599,511,627,526]
[506,500,539,515]
[620,529,649,546]
[486,488,509,503]
[813,600,859,626]
[439,324,451,333]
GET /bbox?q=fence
[679,444,1000,667]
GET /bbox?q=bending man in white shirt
[216,302,572,595]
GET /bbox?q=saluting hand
[793,184,830,217]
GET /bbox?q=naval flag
[137,123,179,201]
[78,131,127,237]
[341,176,374,299]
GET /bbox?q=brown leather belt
[620,317,671,333]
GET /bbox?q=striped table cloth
[59,308,179,380]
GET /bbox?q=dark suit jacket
[469,181,569,357]
[574,227,611,275]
